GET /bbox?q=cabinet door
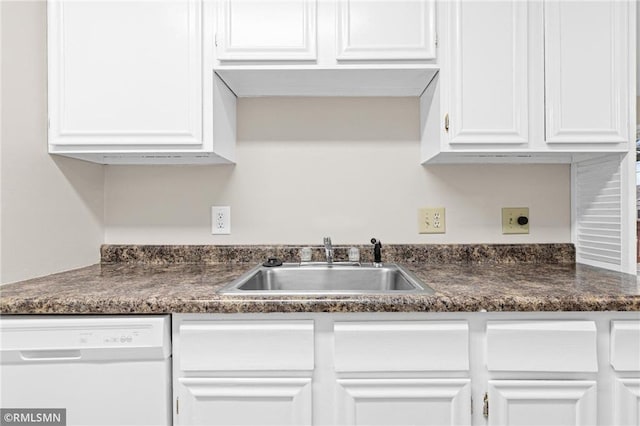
[48,0,203,147]
[335,379,471,426]
[177,377,312,426]
[544,1,629,144]
[488,381,596,426]
[216,0,316,61]
[336,0,436,61]
[614,379,640,426]
[446,0,528,145]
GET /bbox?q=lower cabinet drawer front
[486,321,597,372]
[334,321,469,372]
[611,321,640,371]
[179,320,314,371]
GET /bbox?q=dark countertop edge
[2,295,640,314]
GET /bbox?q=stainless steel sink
[219,263,435,295]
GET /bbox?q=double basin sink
[219,263,434,295]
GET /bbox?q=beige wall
[0,1,104,284]
[105,97,571,245]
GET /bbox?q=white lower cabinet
[486,321,599,426]
[174,319,314,426]
[173,313,640,426]
[333,321,470,426]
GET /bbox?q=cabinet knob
[444,113,449,132]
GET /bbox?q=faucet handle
[324,237,332,246]
[348,247,360,263]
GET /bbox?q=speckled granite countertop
[1,244,638,313]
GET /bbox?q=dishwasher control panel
[0,316,170,361]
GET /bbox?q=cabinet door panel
[544,1,629,143]
[488,381,596,426]
[216,0,316,61]
[336,0,436,61]
[48,0,203,146]
[614,378,640,426]
[177,377,312,426]
[335,379,471,426]
[447,0,528,144]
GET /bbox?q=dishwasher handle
[20,349,81,361]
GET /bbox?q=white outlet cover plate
[211,206,231,235]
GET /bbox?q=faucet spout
[323,237,334,264]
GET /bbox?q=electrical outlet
[211,206,231,235]
[418,207,446,234]
[502,207,529,234]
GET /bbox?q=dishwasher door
[0,315,171,426]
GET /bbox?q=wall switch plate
[502,207,529,234]
[211,206,231,234]
[418,207,446,234]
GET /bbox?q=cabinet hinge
[444,113,449,132]
[483,392,489,418]
[176,397,179,415]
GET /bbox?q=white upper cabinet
[216,0,317,61]
[421,0,634,164]
[49,0,202,146]
[50,0,634,165]
[48,0,236,165]
[445,0,529,145]
[213,0,439,97]
[336,0,436,61]
[544,0,629,144]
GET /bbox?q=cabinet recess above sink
[215,68,439,97]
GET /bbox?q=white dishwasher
[0,315,171,426]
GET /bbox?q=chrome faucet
[323,237,334,264]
